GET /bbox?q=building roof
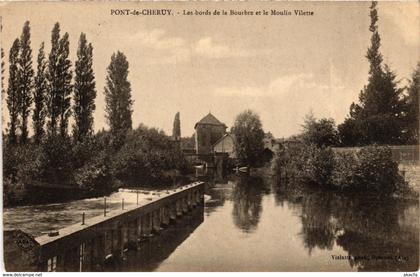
[194,113,226,129]
[212,133,236,147]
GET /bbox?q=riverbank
[272,144,419,201]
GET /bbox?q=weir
[4,181,205,272]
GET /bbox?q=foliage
[104,51,133,144]
[17,21,34,144]
[3,21,194,207]
[47,23,72,137]
[73,137,113,192]
[73,33,96,143]
[402,63,419,144]
[32,42,48,143]
[231,109,265,167]
[1,48,4,98]
[111,125,192,186]
[338,2,406,146]
[6,39,20,145]
[172,112,181,140]
[275,144,406,196]
[343,145,404,194]
[39,134,74,185]
[302,113,339,147]
[181,134,195,149]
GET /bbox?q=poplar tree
[47,23,61,134]
[57,32,72,137]
[32,42,48,143]
[104,51,133,140]
[17,21,34,143]
[47,22,72,137]
[172,112,181,140]
[73,33,96,143]
[6,39,20,145]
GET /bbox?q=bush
[303,146,334,188]
[276,144,406,196]
[74,149,114,192]
[349,145,405,194]
[111,126,192,186]
[39,134,74,185]
[330,152,358,191]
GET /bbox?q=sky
[1,1,418,138]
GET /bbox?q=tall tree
[46,23,72,137]
[404,63,419,144]
[172,112,181,140]
[32,42,48,143]
[231,109,265,167]
[17,21,34,143]
[57,32,72,137]
[338,1,405,145]
[73,33,96,143]
[104,51,133,140]
[6,39,20,145]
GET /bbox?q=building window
[47,256,57,272]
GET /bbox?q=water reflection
[231,175,264,233]
[275,185,419,271]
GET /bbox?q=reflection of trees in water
[231,176,264,233]
[336,230,418,271]
[331,196,419,271]
[299,192,336,254]
[275,185,419,271]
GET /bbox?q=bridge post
[152,210,161,233]
[160,206,170,227]
[142,214,151,237]
[182,197,188,214]
[169,202,177,223]
[176,199,182,217]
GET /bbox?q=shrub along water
[274,144,409,197]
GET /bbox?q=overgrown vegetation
[3,125,192,206]
[2,21,192,207]
[273,145,409,197]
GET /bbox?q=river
[3,172,419,271]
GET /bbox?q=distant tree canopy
[104,51,133,145]
[302,113,339,147]
[172,112,181,140]
[231,110,265,167]
[338,1,407,146]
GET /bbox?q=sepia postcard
[0,0,419,274]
